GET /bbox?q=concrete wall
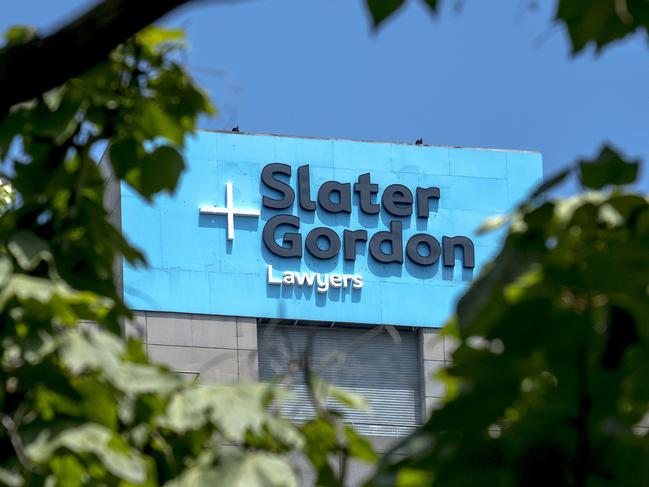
[125,311,258,383]
[127,312,450,411]
[125,310,450,486]
[420,328,455,417]
[128,309,450,414]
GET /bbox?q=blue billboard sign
[121,131,542,327]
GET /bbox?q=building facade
[105,131,542,481]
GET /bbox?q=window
[258,321,422,437]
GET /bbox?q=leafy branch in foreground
[0,24,215,328]
[371,148,649,486]
[0,22,375,486]
[366,0,649,56]
[0,26,307,487]
[0,0,194,115]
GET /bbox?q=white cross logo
[199,182,260,240]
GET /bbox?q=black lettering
[382,184,413,217]
[262,215,302,258]
[343,229,368,261]
[297,165,316,211]
[369,221,404,264]
[261,163,294,209]
[353,173,379,214]
[416,187,440,219]
[305,227,341,260]
[406,234,441,266]
[442,236,475,268]
[318,181,352,213]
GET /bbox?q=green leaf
[301,416,339,485]
[125,145,185,200]
[395,468,435,487]
[422,0,439,14]
[555,0,649,54]
[137,101,185,145]
[366,0,405,27]
[8,231,50,271]
[0,257,13,287]
[167,452,298,487]
[60,329,122,372]
[136,26,186,51]
[160,382,301,446]
[50,454,85,487]
[308,375,369,411]
[108,138,142,179]
[0,467,23,487]
[60,329,180,395]
[0,109,26,158]
[344,426,377,463]
[159,384,302,447]
[27,424,147,483]
[217,452,298,487]
[579,145,639,189]
[42,86,66,111]
[151,65,217,122]
[3,25,36,47]
[301,416,336,467]
[0,275,112,324]
[330,385,370,411]
[30,97,82,144]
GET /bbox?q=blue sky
[3,0,648,193]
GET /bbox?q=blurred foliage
[367,0,649,55]
[365,0,437,27]
[1,1,647,486]
[370,149,649,486]
[0,25,375,486]
[0,179,14,215]
[365,2,649,482]
[556,0,649,54]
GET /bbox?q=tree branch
[0,0,194,115]
[0,412,35,472]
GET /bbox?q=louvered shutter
[258,323,422,437]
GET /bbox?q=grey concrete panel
[345,459,375,487]
[99,152,121,228]
[369,436,395,455]
[147,344,238,384]
[146,312,192,346]
[423,360,446,398]
[123,311,146,340]
[421,328,444,361]
[113,256,123,301]
[368,436,405,455]
[425,396,443,418]
[444,335,459,361]
[191,314,237,349]
[286,452,316,487]
[236,317,258,350]
[238,349,259,381]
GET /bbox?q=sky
[2,0,648,193]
